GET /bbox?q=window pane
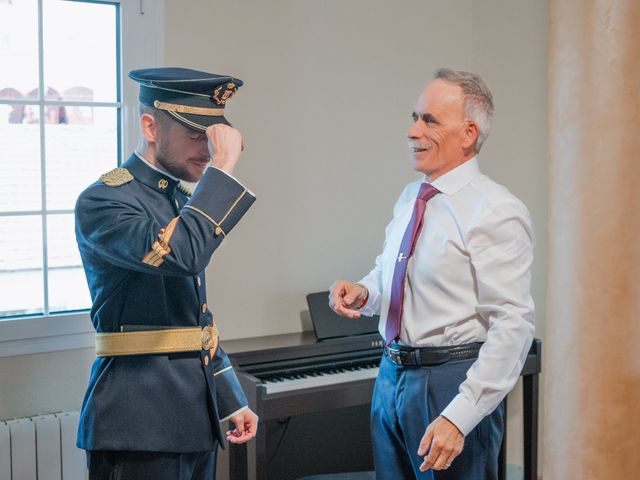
[43,0,117,102]
[0,112,42,211]
[47,214,90,313]
[46,107,118,210]
[0,215,44,318]
[0,0,39,100]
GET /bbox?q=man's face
[408,79,470,180]
[154,118,211,183]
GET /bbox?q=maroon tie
[385,182,439,344]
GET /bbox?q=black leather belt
[383,342,483,367]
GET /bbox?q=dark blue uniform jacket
[75,153,255,452]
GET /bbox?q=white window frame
[0,0,165,358]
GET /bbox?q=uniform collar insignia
[123,154,179,195]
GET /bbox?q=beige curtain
[545,0,640,478]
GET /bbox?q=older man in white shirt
[330,68,534,480]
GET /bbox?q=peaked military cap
[128,67,243,131]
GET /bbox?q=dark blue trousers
[371,354,504,480]
[86,450,217,480]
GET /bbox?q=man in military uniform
[75,67,258,480]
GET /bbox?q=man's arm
[212,345,249,420]
[210,344,258,444]
[76,166,255,276]
[418,200,535,471]
[354,250,385,317]
[76,124,255,277]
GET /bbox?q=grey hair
[433,68,494,152]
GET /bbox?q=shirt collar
[428,156,481,195]
[123,152,180,195]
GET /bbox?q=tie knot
[417,182,439,202]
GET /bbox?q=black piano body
[223,332,541,480]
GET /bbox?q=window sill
[0,312,95,358]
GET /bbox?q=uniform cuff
[210,166,255,196]
[219,405,249,423]
[440,394,484,436]
[186,167,256,237]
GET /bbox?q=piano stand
[230,437,248,480]
[522,371,539,480]
[226,335,541,480]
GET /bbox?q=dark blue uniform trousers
[86,450,217,480]
[371,354,504,480]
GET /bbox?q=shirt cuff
[440,393,484,436]
[219,405,249,423]
[210,166,255,196]
[356,278,378,317]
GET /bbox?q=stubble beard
[156,145,201,183]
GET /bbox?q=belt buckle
[386,346,404,366]
[201,325,213,350]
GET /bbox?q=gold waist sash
[95,325,218,357]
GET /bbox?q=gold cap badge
[212,82,238,106]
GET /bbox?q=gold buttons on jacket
[201,303,207,313]
[204,355,209,366]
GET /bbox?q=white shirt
[358,157,535,436]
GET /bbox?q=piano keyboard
[262,364,379,394]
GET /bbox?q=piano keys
[232,334,381,395]
[225,332,382,422]
[261,363,380,395]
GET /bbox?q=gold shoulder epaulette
[177,184,193,197]
[100,168,134,187]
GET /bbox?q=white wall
[1,0,547,476]
[162,0,547,341]
[167,0,474,338]
[163,0,547,476]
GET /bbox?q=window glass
[0,0,120,319]
[47,213,91,313]
[43,0,118,102]
[0,111,42,212]
[0,0,39,100]
[46,107,118,210]
[0,215,44,317]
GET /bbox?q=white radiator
[0,411,88,480]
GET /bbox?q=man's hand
[329,280,367,319]
[417,416,465,472]
[206,124,243,175]
[226,408,258,445]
